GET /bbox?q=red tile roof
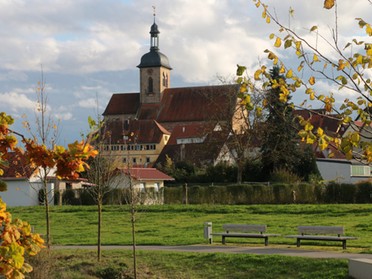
[166,122,215,145]
[122,168,174,181]
[102,93,140,116]
[102,119,170,144]
[156,85,239,123]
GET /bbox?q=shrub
[270,168,301,184]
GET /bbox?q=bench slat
[298,226,344,235]
[222,224,267,233]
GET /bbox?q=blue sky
[0,0,369,145]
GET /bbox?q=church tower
[137,14,172,104]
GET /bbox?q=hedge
[164,181,372,205]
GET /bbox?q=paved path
[52,245,372,260]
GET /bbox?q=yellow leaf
[309,76,316,85]
[366,24,372,36]
[286,69,293,78]
[317,127,324,136]
[254,70,262,80]
[351,132,360,144]
[313,54,320,62]
[323,0,335,9]
[274,37,282,48]
[310,26,318,32]
[305,123,314,131]
[297,62,304,72]
[266,16,271,23]
[337,59,345,71]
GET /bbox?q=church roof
[137,50,172,69]
[102,119,170,144]
[156,84,239,123]
[102,93,140,116]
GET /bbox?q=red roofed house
[101,17,241,168]
[119,167,174,204]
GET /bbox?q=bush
[355,181,372,203]
[164,181,372,204]
[270,168,301,184]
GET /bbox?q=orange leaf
[323,0,335,9]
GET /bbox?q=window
[132,158,137,164]
[148,77,153,93]
[351,165,371,177]
[146,157,151,163]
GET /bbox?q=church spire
[150,6,159,51]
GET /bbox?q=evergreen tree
[260,66,301,176]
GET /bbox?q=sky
[0,0,370,145]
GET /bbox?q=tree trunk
[237,164,243,185]
[97,197,102,262]
[44,181,51,249]
[130,183,137,279]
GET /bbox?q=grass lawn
[10,204,372,250]
[9,204,371,278]
[28,249,351,279]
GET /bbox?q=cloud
[0,0,369,144]
[0,92,35,111]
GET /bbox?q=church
[101,17,241,168]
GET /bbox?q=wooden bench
[286,226,357,250]
[211,224,280,246]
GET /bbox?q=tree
[238,0,372,163]
[203,83,266,184]
[0,77,97,250]
[84,116,125,262]
[0,111,95,278]
[260,66,319,179]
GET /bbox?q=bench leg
[264,237,268,246]
[222,236,226,244]
[342,240,346,250]
[296,239,301,247]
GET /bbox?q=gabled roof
[156,84,239,123]
[123,168,174,181]
[166,122,215,145]
[102,93,140,116]
[102,119,170,144]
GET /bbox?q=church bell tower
[137,12,172,104]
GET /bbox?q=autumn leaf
[323,0,335,9]
[309,76,316,85]
[274,37,282,47]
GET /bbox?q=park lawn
[8,204,372,252]
[28,249,350,279]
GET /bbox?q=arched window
[148,77,153,93]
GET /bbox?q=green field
[10,204,372,250]
[28,249,350,279]
[11,204,371,278]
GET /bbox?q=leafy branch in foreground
[0,197,44,279]
[238,0,371,162]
